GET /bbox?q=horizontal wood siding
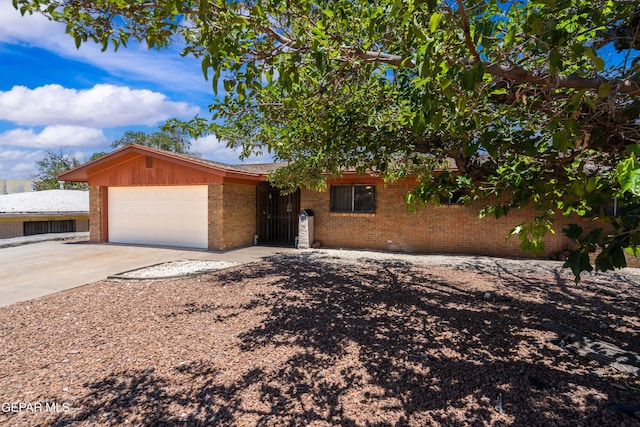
[87,154,232,186]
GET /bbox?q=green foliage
[617,151,640,196]
[89,152,109,161]
[14,0,640,278]
[111,130,191,154]
[33,150,88,191]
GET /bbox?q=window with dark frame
[441,190,466,205]
[601,198,640,217]
[330,185,375,213]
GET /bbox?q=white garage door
[108,186,208,249]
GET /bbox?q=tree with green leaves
[88,151,109,161]
[82,129,192,168]
[111,129,192,154]
[33,149,88,191]
[14,0,640,278]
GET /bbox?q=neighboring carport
[0,190,89,239]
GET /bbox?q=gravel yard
[1,251,639,426]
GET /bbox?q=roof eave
[57,144,265,182]
[0,211,88,217]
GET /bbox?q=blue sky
[0,2,272,181]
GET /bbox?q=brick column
[88,186,103,243]
[208,183,224,250]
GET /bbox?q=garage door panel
[108,186,208,249]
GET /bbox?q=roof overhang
[0,212,88,218]
[58,144,459,185]
[58,144,267,183]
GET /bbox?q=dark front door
[256,183,300,246]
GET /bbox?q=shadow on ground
[45,254,640,426]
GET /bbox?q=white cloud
[0,133,275,179]
[0,146,103,180]
[0,126,107,149]
[191,135,273,164]
[0,149,44,179]
[0,2,210,93]
[0,3,60,44]
[0,84,199,127]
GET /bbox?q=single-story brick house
[0,190,89,239]
[58,144,595,259]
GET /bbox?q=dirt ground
[0,253,639,426]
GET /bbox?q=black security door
[256,183,300,246]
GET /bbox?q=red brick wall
[88,186,103,243]
[208,182,256,250]
[222,182,257,250]
[208,183,224,250]
[301,182,596,259]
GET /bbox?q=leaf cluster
[111,129,192,154]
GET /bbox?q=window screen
[442,190,466,205]
[601,198,640,217]
[330,185,375,213]
[23,220,76,236]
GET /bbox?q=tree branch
[346,48,415,67]
[258,21,416,67]
[254,14,639,95]
[484,62,640,95]
[456,0,481,63]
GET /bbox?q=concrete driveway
[0,240,294,308]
